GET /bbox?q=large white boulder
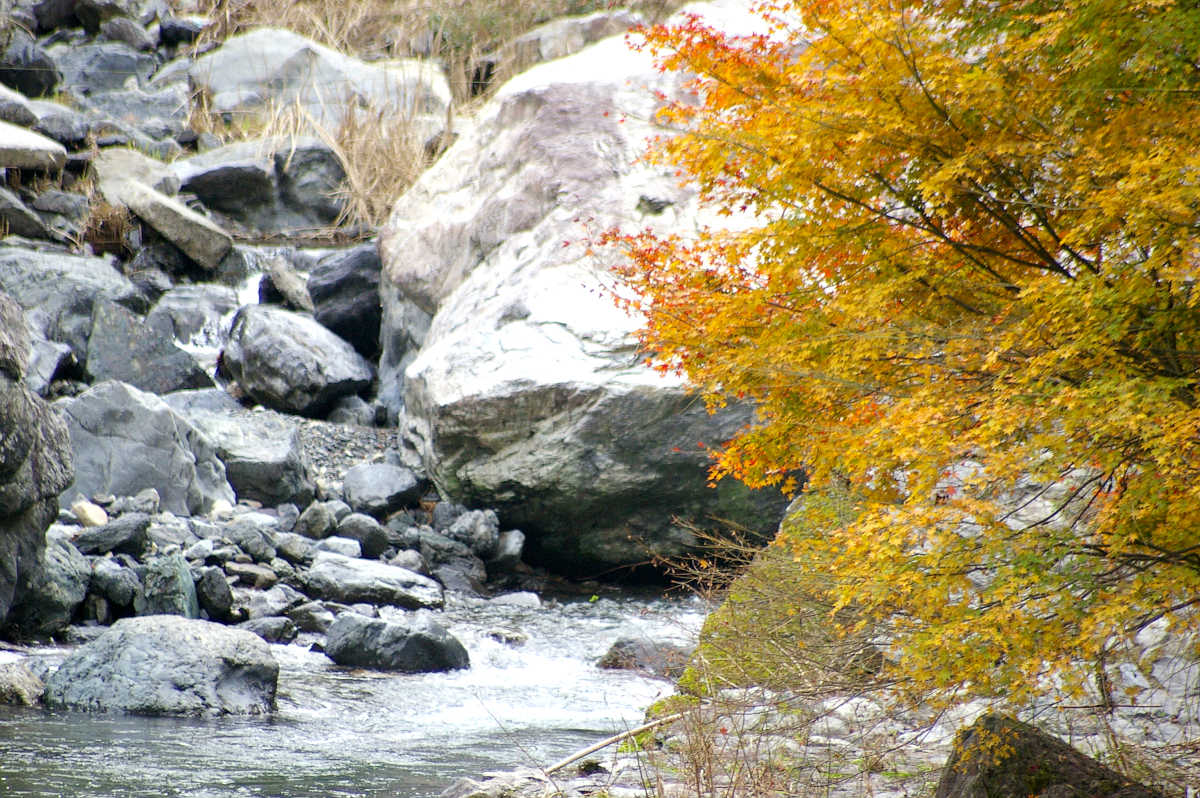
[377,4,786,573]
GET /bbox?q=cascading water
[0,592,703,797]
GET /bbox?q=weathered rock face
[324,611,469,673]
[220,304,373,417]
[934,714,1165,798]
[0,292,74,633]
[308,244,382,359]
[85,298,214,393]
[301,551,444,609]
[56,380,235,516]
[43,615,278,715]
[377,28,786,573]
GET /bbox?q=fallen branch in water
[545,712,684,775]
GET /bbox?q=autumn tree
[612,0,1200,709]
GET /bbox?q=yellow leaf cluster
[612,0,1200,708]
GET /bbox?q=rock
[237,583,304,620]
[72,0,140,34]
[71,499,108,527]
[188,28,450,134]
[51,41,157,95]
[107,487,159,515]
[272,531,314,564]
[261,255,313,313]
[70,512,149,556]
[56,380,235,517]
[146,285,238,347]
[43,615,278,715]
[489,529,525,572]
[388,549,425,574]
[933,714,1165,798]
[29,98,91,149]
[285,600,333,632]
[99,178,233,271]
[237,615,296,643]
[158,16,203,47]
[597,638,692,680]
[0,30,60,98]
[223,518,276,563]
[324,611,468,672]
[313,536,361,558]
[308,243,381,358]
[99,17,156,51]
[335,513,389,559]
[294,501,337,540]
[167,406,315,509]
[93,147,181,195]
[326,395,374,426]
[377,32,788,573]
[341,463,420,519]
[137,553,199,618]
[0,246,142,358]
[301,551,443,609]
[85,298,214,393]
[0,293,74,632]
[445,509,500,560]
[0,186,51,239]
[225,561,277,589]
[274,140,345,225]
[4,530,89,638]
[90,556,142,608]
[24,311,76,397]
[220,304,373,417]
[194,566,233,621]
[0,84,37,127]
[0,660,44,705]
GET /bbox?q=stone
[99,178,233,271]
[158,16,204,47]
[933,714,1165,798]
[24,311,76,397]
[341,463,420,519]
[71,499,108,527]
[377,30,788,573]
[223,518,276,563]
[195,566,233,622]
[324,611,468,672]
[0,84,37,127]
[285,600,333,633]
[90,556,142,608]
[99,17,156,51]
[308,243,381,359]
[137,553,199,618]
[29,99,91,149]
[597,638,692,681]
[272,531,315,564]
[489,529,525,572]
[225,561,278,589]
[0,186,50,239]
[108,487,160,516]
[4,530,89,638]
[85,298,214,393]
[145,285,238,349]
[237,583,304,620]
[0,660,44,705]
[301,551,443,609]
[50,41,156,95]
[43,615,278,715]
[0,119,66,171]
[220,304,373,417]
[188,28,450,134]
[72,0,140,34]
[313,536,360,558]
[56,380,235,517]
[167,406,315,509]
[0,30,59,98]
[236,615,295,643]
[0,246,142,359]
[260,255,313,313]
[93,147,181,195]
[70,512,150,556]
[445,509,500,560]
[294,501,337,540]
[335,513,389,559]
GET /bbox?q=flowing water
[0,592,703,797]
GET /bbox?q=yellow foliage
[610,0,1200,709]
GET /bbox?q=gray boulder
[70,512,150,556]
[72,0,139,34]
[56,380,236,517]
[167,405,315,508]
[324,611,468,672]
[93,147,181,196]
[445,509,500,560]
[99,178,233,271]
[308,244,381,359]
[0,293,74,632]
[286,600,334,633]
[0,660,44,705]
[301,551,443,609]
[49,41,155,95]
[335,513,389,559]
[90,556,142,609]
[237,615,296,643]
[85,298,214,393]
[378,29,787,573]
[0,246,142,358]
[0,118,66,171]
[4,529,89,638]
[597,637,692,680]
[0,85,36,127]
[24,310,75,396]
[137,554,199,618]
[0,186,51,239]
[223,518,276,563]
[194,566,234,622]
[43,615,278,715]
[220,304,373,417]
[0,30,59,98]
[294,501,337,540]
[145,284,238,347]
[313,536,360,558]
[341,463,420,519]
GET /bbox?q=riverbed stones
[70,512,150,556]
[56,380,236,517]
[0,30,60,98]
[335,513,389,559]
[4,529,89,638]
[301,551,443,609]
[100,178,233,271]
[90,556,142,609]
[43,615,278,715]
[220,304,373,417]
[341,463,420,519]
[308,243,382,359]
[195,566,234,622]
[324,611,468,673]
[0,660,44,705]
[85,298,214,393]
[137,553,199,618]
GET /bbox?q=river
[0,592,703,797]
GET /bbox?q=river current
[0,592,703,797]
